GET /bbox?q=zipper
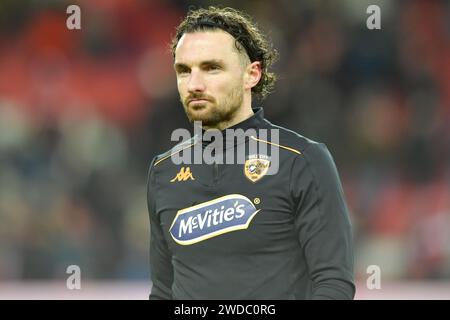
[213,162,218,183]
[211,148,219,183]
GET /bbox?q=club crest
[244,155,270,183]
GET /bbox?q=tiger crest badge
[244,155,271,183]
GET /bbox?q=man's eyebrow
[174,62,189,70]
[174,59,225,69]
[200,59,225,66]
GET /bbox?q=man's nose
[187,69,206,93]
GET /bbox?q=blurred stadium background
[0,0,449,299]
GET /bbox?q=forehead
[174,30,239,65]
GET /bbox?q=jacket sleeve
[148,157,174,300]
[291,143,355,300]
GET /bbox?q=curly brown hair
[170,6,278,100]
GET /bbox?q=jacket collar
[199,107,266,149]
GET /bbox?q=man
[148,6,355,299]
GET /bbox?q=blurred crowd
[0,0,449,282]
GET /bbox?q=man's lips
[188,98,210,104]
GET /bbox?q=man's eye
[177,69,190,75]
[207,65,221,71]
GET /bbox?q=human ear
[244,61,262,90]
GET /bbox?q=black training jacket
[147,107,355,300]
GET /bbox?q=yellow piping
[250,136,302,155]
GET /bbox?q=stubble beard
[182,83,244,129]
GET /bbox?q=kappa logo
[170,166,195,182]
[169,194,260,245]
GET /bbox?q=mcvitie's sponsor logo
[169,194,260,245]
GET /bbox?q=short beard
[182,83,243,128]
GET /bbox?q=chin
[190,114,221,127]
[190,115,214,125]
[188,106,212,120]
